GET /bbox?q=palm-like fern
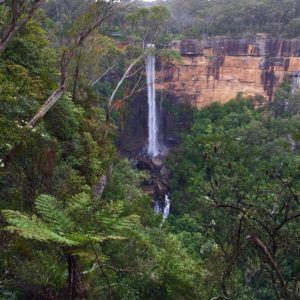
[2,209,77,246]
[35,194,74,233]
[1,193,140,248]
[2,193,142,297]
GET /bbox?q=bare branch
[108,55,143,108]
[110,70,146,112]
[89,64,115,87]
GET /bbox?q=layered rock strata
[156,35,300,107]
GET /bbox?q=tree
[167,98,300,299]
[125,5,171,47]
[0,0,42,53]
[27,0,120,127]
[2,193,140,298]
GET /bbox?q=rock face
[156,34,300,107]
[135,155,170,199]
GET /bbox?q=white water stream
[145,46,171,223]
[146,46,159,157]
[160,194,171,227]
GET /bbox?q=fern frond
[1,210,78,246]
[66,232,107,245]
[35,194,74,233]
[68,192,91,213]
[95,201,140,233]
[110,214,140,231]
[106,235,127,240]
[106,201,125,216]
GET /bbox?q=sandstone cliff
[156,35,300,107]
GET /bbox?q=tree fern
[1,193,140,248]
[68,192,91,213]
[96,201,140,232]
[35,194,74,233]
[1,210,78,246]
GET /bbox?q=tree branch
[0,0,42,53]
[250,235,290,299]
[108,55,143,109]
[27,0,118,127]
[89,64,115,87]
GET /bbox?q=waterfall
[154,201,162,214]
[160,194,171,227]
[146,46,159,157]
[162,194,170,220]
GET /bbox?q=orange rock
[156,37,300,107]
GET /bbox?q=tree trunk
[251,235,290,299]
[67,254,80,300]
[27,85,65,127]
[0,26,17,53]
[72,59,80,102]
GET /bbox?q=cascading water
[145,46,171,224]
[154,201,162,214]
[162,194,170,220]
[146,45,159,157]
[160,194,171,227]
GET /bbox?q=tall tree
[27,0,119,127]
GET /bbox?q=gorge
[122,34,300,156]
[3,0,300,298]
[140,34,300,224]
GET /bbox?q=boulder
[136,156,152,171]
[155,179,168,195]
[160,166,170,178]
[152,157,164,168]
[142,185,156,196]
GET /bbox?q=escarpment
[156,35,300,107]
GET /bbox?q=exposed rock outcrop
[135,155,170,199]
[157,34,300,107]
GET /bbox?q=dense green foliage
[0,2,207,299]
[159,0,300,38]
[1,0,300,299]
[167,93,300,299]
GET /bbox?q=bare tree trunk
[104,55,144,137]
[27,85,65,127]
[107,55,143,109]
[72,48,82,102]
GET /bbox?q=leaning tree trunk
[27,85,65,127]
[251,235,290,299]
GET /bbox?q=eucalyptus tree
[27,0,120,127]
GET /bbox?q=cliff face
[157,35,300,107]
